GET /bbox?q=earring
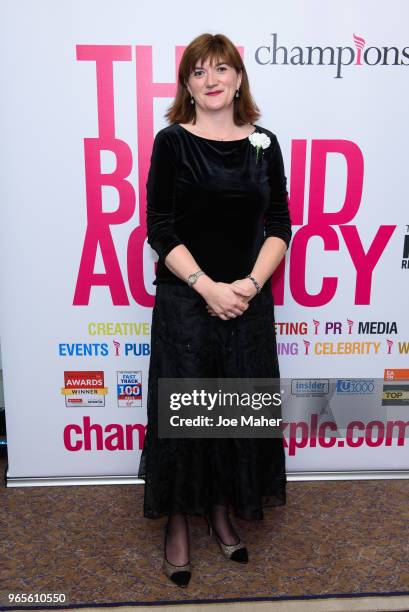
[235,89,240,98]
[190,96,195,105]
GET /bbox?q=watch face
[188,271,202,285]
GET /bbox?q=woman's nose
[205,70,218,86]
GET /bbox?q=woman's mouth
[206,91,222,96]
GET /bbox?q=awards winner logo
[61,371,108,407]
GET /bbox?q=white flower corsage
[248,131,271,163]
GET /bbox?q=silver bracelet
[246,274,261,294]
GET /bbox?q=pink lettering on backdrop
[274,139,396,305]
[73,45,395,307]
[127,45,195,307]
[340,225,396,303]
[308,139,363,225]
[74,45,134,305]
[289,225,339,307]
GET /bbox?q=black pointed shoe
[163,520,191,587]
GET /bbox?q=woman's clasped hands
[202,277,258,321]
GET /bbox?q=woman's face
[186,57,242,112]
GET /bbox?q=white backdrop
[1,0,408,484]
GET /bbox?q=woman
[137,32,292,587]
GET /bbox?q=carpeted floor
[1,456,409,611]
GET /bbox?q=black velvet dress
[137,122,292,520]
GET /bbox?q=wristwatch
[187,270,205,287]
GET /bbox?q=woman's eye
[192,66,227,76]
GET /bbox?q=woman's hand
[231,278,258,301]
[205,278,257,319]
[198,281,249,321]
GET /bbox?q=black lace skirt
[137,281,287,520]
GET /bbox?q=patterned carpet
[1,456,409,611]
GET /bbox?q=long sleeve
[264,134,292,249]
[146,130,184,260]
